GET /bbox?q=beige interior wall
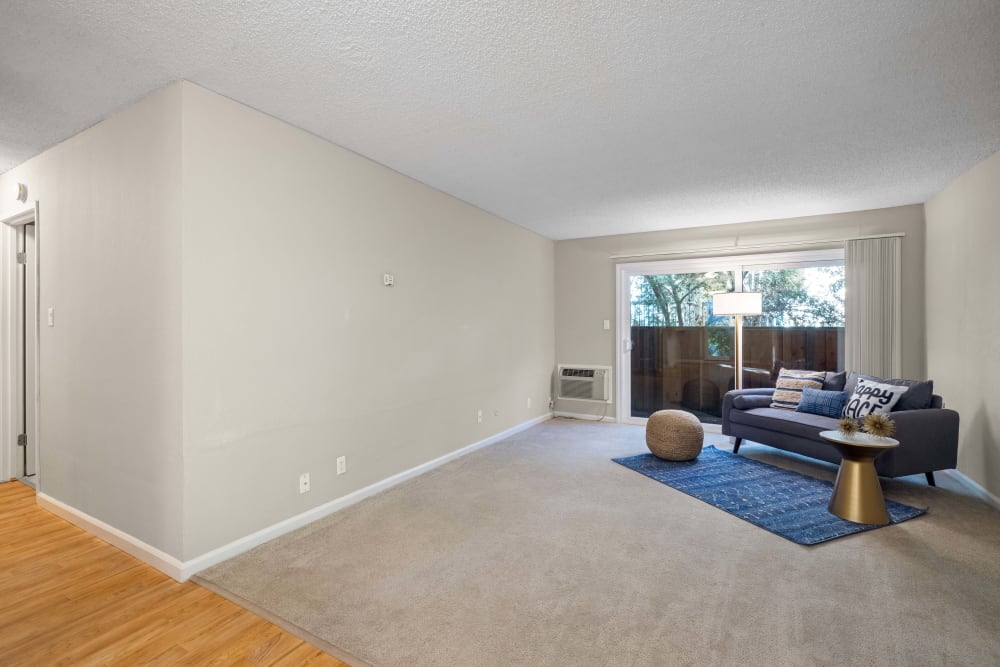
[2,73,961,565]
[925,149,1000,497]
[0,80,555,565]
[0,85,184,557]
[554,205,926,417]
[179,83,555,559]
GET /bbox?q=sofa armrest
[722,388,776,435]
[879,408,960,477]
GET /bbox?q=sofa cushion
[733,395,773,410]
[796,388,849,418]
[771,369,826,410]
[844,373,934,411]
[729,407,839,441]
[843,377,908,418]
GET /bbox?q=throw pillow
[822,371,847,392]
[842,377,909,419]
[843,373,934,411]
[796,388,849,419]
[771,369,827,410]
[890,378,934,411]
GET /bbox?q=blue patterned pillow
[796,388,849,418]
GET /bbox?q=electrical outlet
[299,473,310,494]
[527,397,532,409]
[336,456,347,475]
[477,409,483,424]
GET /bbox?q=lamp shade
[712,291,763,316]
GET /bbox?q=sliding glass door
[628,270,735,422]
[740,263,845,389]
[617,250,844,425]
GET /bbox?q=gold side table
[819,430,900,525]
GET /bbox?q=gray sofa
[720,373,959,485]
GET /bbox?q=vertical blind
[844,237,901,378]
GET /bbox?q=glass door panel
[741,265,845,387]
[629,271,735,423]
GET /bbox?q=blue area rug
[613,446,926,545]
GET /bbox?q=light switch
[383,273,394,287]
[47,307,55,327]
[603,319,610,330]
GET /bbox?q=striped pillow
[770,369,827,410]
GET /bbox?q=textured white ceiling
[1,1,999,239]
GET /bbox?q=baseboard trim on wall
[39,413,554,582]
[179,412,554,581]
[942,469,1000,510]
[36,492,187,581]
[553,410,617,423]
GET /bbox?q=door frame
[1,202,40,485]
[615,248,844,425]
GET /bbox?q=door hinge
[16,252,26,264]
[17,433,27,447]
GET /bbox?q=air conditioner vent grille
[556,364,612,403]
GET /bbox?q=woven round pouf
[646,410,704,461]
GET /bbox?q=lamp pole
[711,292,763,391]
[734,313,745,390]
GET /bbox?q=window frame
[615,248,845,426]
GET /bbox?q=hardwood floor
[0,481,348,666]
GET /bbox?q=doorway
[2,204,39,487]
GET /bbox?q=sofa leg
[925,471,936,487]
[733,437,743,455]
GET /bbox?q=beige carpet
[197,418,1000,666]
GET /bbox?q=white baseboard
[37,492,187,581]
[181,412,553,580]
[37,413,553,582]
[942,469,1000,510]
[553,410,616,423]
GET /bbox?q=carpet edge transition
[193,575,373,667]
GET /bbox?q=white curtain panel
[844,237,901,378]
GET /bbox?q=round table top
[819,430,899,449]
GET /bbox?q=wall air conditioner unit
[556,364,612,403]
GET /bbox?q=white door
[1,205,39,485]
[22,223,37,480]
[13,222,38,483]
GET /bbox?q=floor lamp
[712,292,763,390]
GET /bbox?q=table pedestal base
[828,454,890,525]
